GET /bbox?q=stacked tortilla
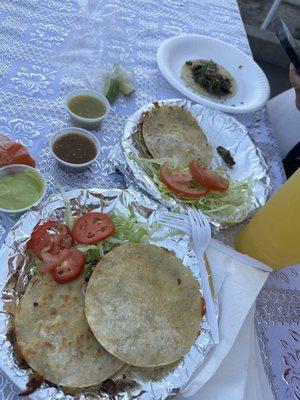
[15,243,202,389]
[15,272,124,388]
[140,105,212,167]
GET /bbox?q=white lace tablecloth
[0,0,286,399]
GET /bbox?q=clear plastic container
[50,127,100,173]
[65,89,110,130]
[0,164,46,214]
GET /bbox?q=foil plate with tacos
[112,99,270,228]
[0,188,216,399]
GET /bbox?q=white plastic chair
[261,0,282,30]
[261,0,300,30]
[266,88,300,158]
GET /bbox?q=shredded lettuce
[180,181,252,224]
[82,246,101,264]
[77,212,150,275]
[98,242,104,258]
[79,246,101,281]
[56,181,74,229]
[24,255,41,274]
[131,155,254,225]
[110,214,148,244]
[131,156,170,198]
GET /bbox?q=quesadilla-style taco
[15,272,124,388]
[85,243,202,368]
[181,59,237,99]
[141,105,213,167]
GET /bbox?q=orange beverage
[235,169,300,269]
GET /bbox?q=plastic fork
[159,209,219,342]
[158,211,273,273]
[187,207,219,344]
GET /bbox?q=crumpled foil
[109,98,271,228]
[0,188,216,400]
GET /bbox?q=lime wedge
[118,80,135,96]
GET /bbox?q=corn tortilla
[181,59,237,99]
[141,105,212,167]
[15,273,124,388]
[85,244,202,368]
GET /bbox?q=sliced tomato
[0,138,36,168]
[40,248,70,273]
[160,161,209,200]
[189,160,229,192]
[52,248,85,284]
[171,169,193,183]
[27,221,74,260]
[72,212,115,245]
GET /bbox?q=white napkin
[244,306,274,400]
[178,243,273,400]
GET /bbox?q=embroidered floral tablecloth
[0,0,289,398]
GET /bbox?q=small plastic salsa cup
[0,164,46,214]
[65,89,110,130]
[49,127,100,173]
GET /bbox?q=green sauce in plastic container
[0,169,44,211]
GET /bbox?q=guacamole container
[0,164,46,214]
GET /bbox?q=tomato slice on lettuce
[72,212,115,245]
[52,248,85,284]
[40,248,70,273]
[159,161,209,200]
[27,221,74,260]
[170,169,193,183]
[189,160,229,192]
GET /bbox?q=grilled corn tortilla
[85,244,202,367]
[15,273,124,388]
[141,105,212,167]
[181,59,237,99]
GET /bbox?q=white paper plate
[157,35,270,114]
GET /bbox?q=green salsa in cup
[0,165,45,213]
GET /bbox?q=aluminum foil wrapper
[0,188,216,400]
[109,98,270,228]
